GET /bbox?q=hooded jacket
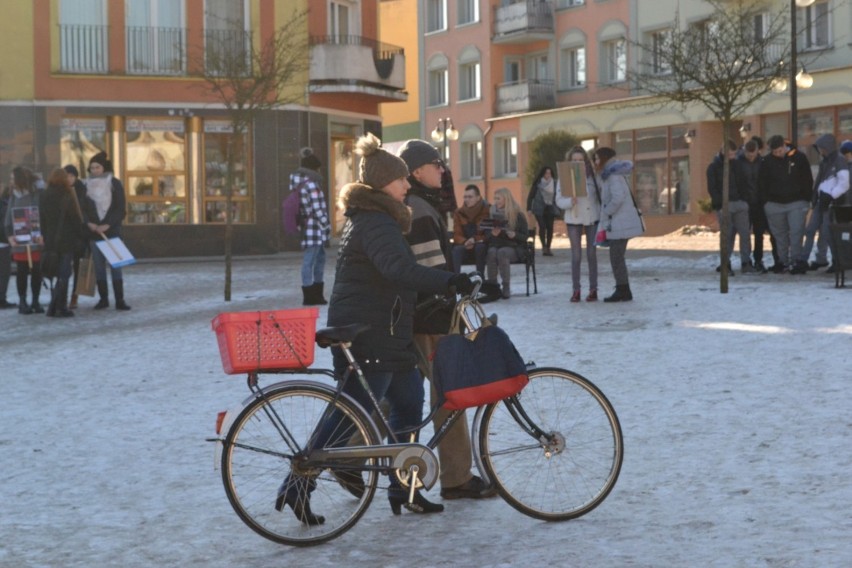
[812,134,850,202]
[328,182,453,372]
[598,160,644,240]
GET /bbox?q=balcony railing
[60,24,108,74]
[493,0,554,42]
[204,29,253,75]
[309,35,405,94]
[495,79,556,115]
[126,26,185,75]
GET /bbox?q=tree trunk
[718,119,732,294]
[223,131,236,302]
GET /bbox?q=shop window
[125,118,188,224]
[60,117,108,177]
[203,122,253,223]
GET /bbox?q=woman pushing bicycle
[275,133,474,525]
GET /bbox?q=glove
[448,273,475,295]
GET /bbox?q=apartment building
[1,0,406,257]
[417,0,852,235]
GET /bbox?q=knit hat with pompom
[300,147,321,170]
[355,132,409,190]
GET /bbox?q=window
[461,140,483,179]
[556,0,584,7]
[59,0,107,73]
[798,0,830,50]
[59,117,108,178]
[124,118,188,224]
[752,12,769,42]
[458,0,479,25]
[458,47,481,101]
[125,0,185,75]
[426,0,446,33]
[428,55,449,106]
[505,58,521,82]
[602,38,626,83]
[203,122,253,223]
[330,0,360,37]
[205,0,250,73]
[560,45,585,88]
[528,53,550,81]
[649,29,671,75]
[495,136,518,177]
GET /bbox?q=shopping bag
[95,236,136,268]
[595,229,610,247]
[432,324,528,410]
[75,256,96,296]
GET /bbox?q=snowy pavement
[1,234,850,567]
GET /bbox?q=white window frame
[798,0,830,50]
[527,52,550,81]
[426,0,447,33]
[557,0,584,7]
[427,54,449,107]
[602,38,626,83]
[458,46,481,101]
[461,140,483,180]
[505,58,522,82]
[59,0,108,73]
[125,0,186,75]
[649,29,671,75]
[330,0,361,37]
[458,0,479,25]
[494,135,518,177]
[560,44,585,89]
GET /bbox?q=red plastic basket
[211,308,318,374]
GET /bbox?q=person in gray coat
[593,147,644,302]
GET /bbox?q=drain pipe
[482,123,493,201]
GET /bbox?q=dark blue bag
[432,324,528,410]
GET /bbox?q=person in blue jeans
[451,184,488,275]
[275,133,473,525]
[292,147,331,305]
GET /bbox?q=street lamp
[790,0,816,147]
[430,117,458,164]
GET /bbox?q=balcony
[59,24,108,74]
[309,36,406,102]
[126,26,185,75]
[493,1,554,45]
[495,79,556,115]
[204,29,253,76]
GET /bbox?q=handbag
[595,229,610,247]
[432,313,529,410]
[75,255,96,296]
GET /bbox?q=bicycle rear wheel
[478,367,623,521]
[221,381,381,546]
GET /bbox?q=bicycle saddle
[315,323,371,348]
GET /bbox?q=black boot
[114,280,131,311]
[313,282,328,305]
[603,284,632,303]
[388,489,445,515]
[94,280,109,309]
[301,285,313,306]
[18,300,32,315]
[46,283,58,317]
[55,281,74,317]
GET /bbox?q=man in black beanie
[397,139,495,501]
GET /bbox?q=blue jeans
[92,244,123,282]
[800,204,830,264]
[283,365,424,501]
[301,245,326,286]
[452,243,486,275]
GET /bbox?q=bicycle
[210,280,624,547]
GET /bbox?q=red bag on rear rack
[432,324,528,410]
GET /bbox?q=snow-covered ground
[2,232,850,567]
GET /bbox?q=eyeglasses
[431,160,445,169]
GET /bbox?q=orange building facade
[1,0,406,257]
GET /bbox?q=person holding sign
[4,167,45,314]
[81,151,131,311]
[556,147,602,303]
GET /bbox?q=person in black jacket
[275,133,473,526]
[81,151,131,310]
[738,139,779,273]
[63,164,88,309]
[706,139,753,274]
[757,135,813,273]
[0,184,13,308]
[40,168,84,317]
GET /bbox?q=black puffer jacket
[758,149,813,205]
[39,185,84,256]
[706,153,748,210]
[328,183,454,372]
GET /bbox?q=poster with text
[557,162,588,198]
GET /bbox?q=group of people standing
[527,146,645,303]
[707,133,851,275]
[0,152,131,317]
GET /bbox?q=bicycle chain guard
[390,444,439,491]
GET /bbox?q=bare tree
[193,11,309,301]
[628,0,792,292]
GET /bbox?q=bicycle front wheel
[221,382,381,547]
[478,367,623,521]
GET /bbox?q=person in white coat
[593,147,644,302]
[555,146,602,302]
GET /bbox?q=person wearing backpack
[289,148,330,306]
